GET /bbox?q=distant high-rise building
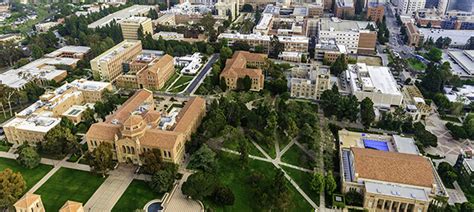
[437,0,449,14]
[398,0,426,15]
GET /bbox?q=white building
[152,31,185,41]
[35,22,60,33]
[290,64,331,100]
[175,53,202,75]
[444,85,474,106]
[345,63,403,107]
[87,5,155,29]
[398,0,426,15]
[218,33,309,52]
[318,18,375,54]
[447,50,474,76]
[215,0,239,20]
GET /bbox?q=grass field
[222,136,263,158]
[281,145,313,169]
[204,152,313,211]
[35,168,105,211]
[283,167,320,205]
[407,58,427,71]
[160,71,180,91]
[169,75,194,93]
[357,56,382,66]
[0,158,52,190]
[112,180,164,212]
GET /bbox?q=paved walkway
[164,170,203,212]
[84,165,136,211]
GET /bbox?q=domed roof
[123,114,144,127]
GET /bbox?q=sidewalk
[84,165,135,211]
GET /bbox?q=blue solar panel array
[363,139,389,151]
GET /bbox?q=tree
[360,97,375,128]
[150,168,175,193]
[425,47,442,62]
[16,144,40,169]
[355,0,364,15]
[242,4,253,12]
[270,170,290,210]
[238,137,249,166]
[269,35,284,59]
[310,172,325,194]
[242,75,252,91]
[42,126,77,156]
[330,54,348,76]
[0,169,26,208]
[325,171,337,197]
[220,77,228,91]
[142,149,163,175]
[437,162,458,187]
[220,46,233,64]
[188,144,217,173]
[87,143,114,177]
[212,185,235,206]
[301,54,307,63]
[30,44,44,59]
[182,172,216,200]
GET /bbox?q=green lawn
[0,158,52,190]
[407,58,427,71]
[277,131,292,149]
[112,180,164,212]
[281,145,313,169]
[160,71,180,91]
[222,137,264,158]
[0,140,11,152]
[205,152,313,211]
[169,75,194,93]
[283,167,320,205]
[35,168,105,211]
[259,142,276,159]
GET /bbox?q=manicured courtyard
[283,166,320,205]
[0,157,52,190]
[35,168,105,211]
[407,58,427,71]
[205,152,313,211]
[112,180,164,212]
[281,144,313,169]
[169,75,194,93]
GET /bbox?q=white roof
[92,40,141,63]
[418,28,474,46]
[448,50,474,74]
[87,5,154,28]
[256,13,273,30]
[3,115,60,133]
[0,57,75,89]
[218,33,308,44]
[44,46,91,58]
[347,63,401,96]
[365,181,429,201]
[392,135,420,155]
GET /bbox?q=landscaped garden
[0,157,52,190]
[168,75,194,93]
[112,180,164,212]
[282,166,320,205]
[281,145,313,169]
[0,139,12,152]
[204,152,313,211]
[35,168,105,211]
[407,58,427,71]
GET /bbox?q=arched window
[126,146,131,154]
[122,146,126,153]
[131,147,135,154]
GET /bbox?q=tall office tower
[437,0,449,14]
[215,0,239,20]
[398,0,426,15]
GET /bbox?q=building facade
[398,0,426,15]
[3,79,112,145]
[14,194,45,212]
[86,90,206,164]
[290,64,331,100]
[90,40,142,81]
[116,54,174,90]
[318,18,376,54]
[218,33,309,53]
[119,17,153,40]
[366,2,385,22]
[220,51,266,91]
[406,22,424,47]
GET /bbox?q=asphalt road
[184,53,219,94]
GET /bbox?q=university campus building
[339,130,448,212]
[220,51,266,91]
[85,89,206,164]
[289,64,332,100]
[3,79,112,145]
[115,52,175,90]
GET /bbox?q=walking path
[84,165,136,211]
[164,170,204,212]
